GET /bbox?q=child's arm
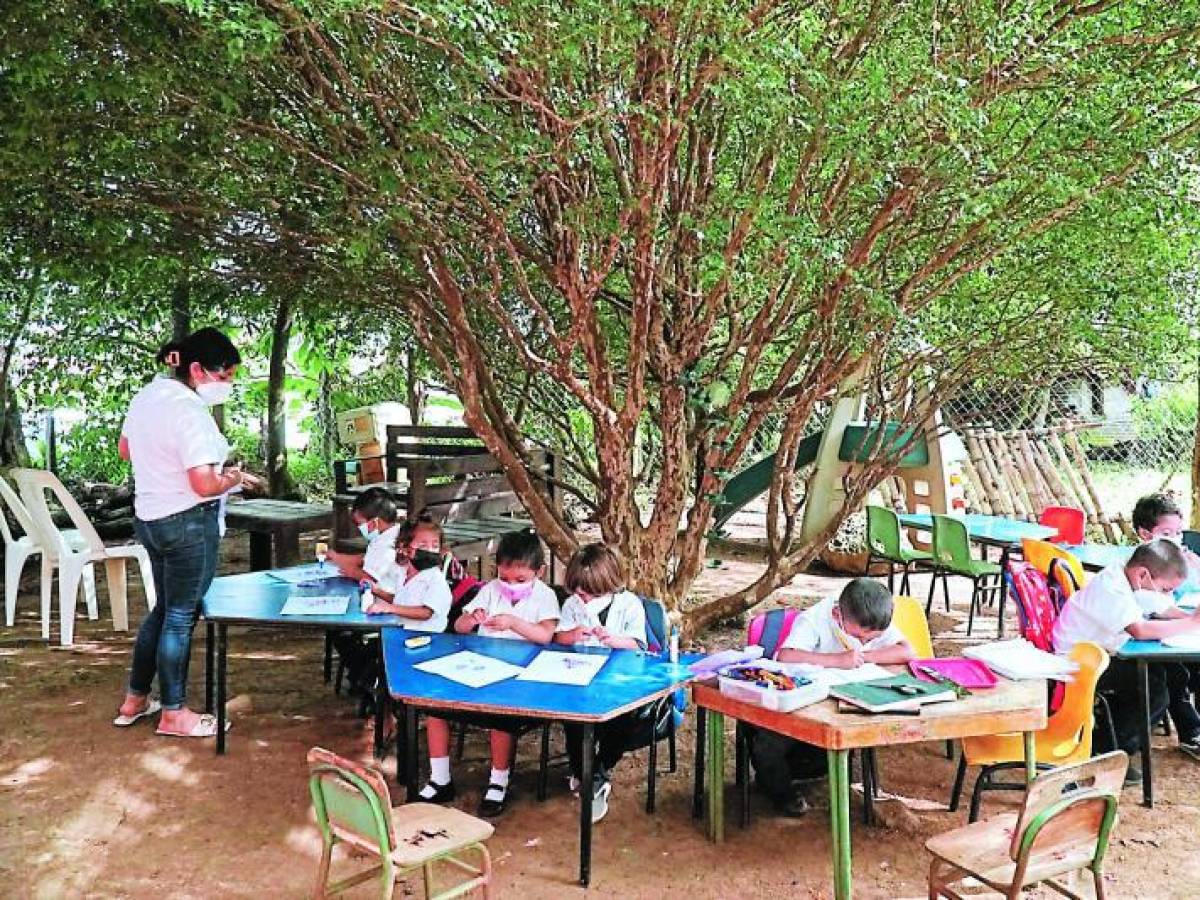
[862,639,916,665]
[776,647,865,669]
[484,614,557,644]
[455,608,487,634]
[594,628,640,650]
[1127,609,1200,640]
[327,550,366,579]
[555,626,585,645]
[1151,606,1190,621]
[366,600,434,620]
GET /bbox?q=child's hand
[468,609,489,627]
[485,613,517,632]
[588,626,612,644]
[366,600,394,616]
[833,648,865,669]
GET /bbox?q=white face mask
[358,522,377,542]
[195,380,234,407]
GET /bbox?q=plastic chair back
[891,595,934,658]
[866,505,903,559]
[746,607,801,658]
[1008,750,1125,866]
[1038,506,1085,545]
[0,475,38,547]
[641,596,669,654]
[1021,538,1085,600]
[1005,561,1057,653]
[307,746,396,853]
[12,469,105,558]
[931,515,973,572]
[1041,641,1108,756]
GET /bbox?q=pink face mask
[497,580,535,602]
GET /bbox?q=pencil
[834,627,854,651]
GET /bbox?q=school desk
[1059,542,1132,572]
[1114,639,1200,809]
[691,677,1046,900]
[201,566,410,756]
[381,630,694,887]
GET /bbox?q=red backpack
[746,607,801,658]
[1006,562,1058,652]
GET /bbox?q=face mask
[1162,533,1184,547]
[497,580,535,602]
[410,548,442,571]
[358,522,377,542]
[195,380,233,407]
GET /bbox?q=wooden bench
[223,498,333,570]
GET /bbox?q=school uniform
[748,598,908,803]
[377,566,452,633]
[557,591,662,787]
[362,524,403,582]
[1052,563,1179,753]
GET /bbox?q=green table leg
[705,710,725,843]
[828,748,852,900]
[1024,731,1036,782]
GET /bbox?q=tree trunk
[315,368,338,461]
[170,278,191,341]
[0,382,29,467]
[404,351,425,426]
[266,295,298,498]
[1192,365,1200,529]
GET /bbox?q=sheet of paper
[515,651,608,687]
[280,594,350,616]
[268,564,335,585]
[414,651,524,688]
[781,661,895,686]
[1162,632,1200,651]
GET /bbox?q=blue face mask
[358,522,377,542]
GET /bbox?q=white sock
[489,767,510,788]
[429,756,451,785]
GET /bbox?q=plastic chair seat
[962,730,1088,768]
[949,558,1001,579]
[383,803,495,868]
[927,812,1096,887]
[894,547,932,564]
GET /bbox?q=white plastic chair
[1,474,98,639]
[12,468,156,646]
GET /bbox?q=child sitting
[555,543,656,824]
[1052,539,1200,781]
[1131,494,1200,759]
[325,487,402,586]
[748,579,915,816]
[365,517,453,632]
[419,530,559,817]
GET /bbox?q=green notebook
[829,674,957,714]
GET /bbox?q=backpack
[1005,562,1058,653]
[639,595,685,728]
[746,607,802,658]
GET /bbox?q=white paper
[1162,632,1200,651]
[414,651,524,688]
[280,594,350,616]
[268,564,335,585]
[780,661,895,687]
[515,651,608,687]
[963,638,1078,682]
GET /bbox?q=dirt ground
[3,533,1200,899]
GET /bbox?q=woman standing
[113,328,258,737]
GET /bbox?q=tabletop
[382,631,694,723]
[224,499,333,526]
[898,513,1057,546]
[202,567,410,629]
[1060,542,1131,572]
[1115,639,1200,661]
[692,677,1046,751]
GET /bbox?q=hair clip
[164,350,180,367]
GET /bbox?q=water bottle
[359,579,373,613]
[669,626,680,664]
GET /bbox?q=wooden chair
[307,746,494,899]
[927,751,1127,900]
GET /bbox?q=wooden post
[959,452,991,515]
[967,430,1010,517]
[1014,431,1050,517]
[1064,426,1123,542]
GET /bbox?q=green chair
[866,505,932,595]
[926,514,1003,637]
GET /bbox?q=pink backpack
[746,608,801,658]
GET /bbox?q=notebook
[829,674,957,714]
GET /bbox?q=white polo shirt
[383,566,451,633]
[777,595,905,656]
[557,590,646,648]
[462,579,560,640]
[362,524,403,581]
[122,376,229,521]
[1052,563,1141,654]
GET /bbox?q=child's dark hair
[352,487,398,523]
[836,578,894,632]
[565,543,625,597]
[496,529,545,571]
[409,514,444,548]
[1132,494,1182,533]
[1130,539,1187,580]
[156,327,240,381]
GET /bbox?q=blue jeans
[128,501,221,709]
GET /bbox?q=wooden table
[223,499,333,570]
[692,678,1047,900]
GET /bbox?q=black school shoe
[417,780,456,803]
[478,783,509,817]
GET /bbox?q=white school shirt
[379,566,451,633]
[462,579,560,640]
[556,590,647,648]
[1052,563,1141,654]
[122,376,229,521]
[362,524,403,581]
[777,595,905,656]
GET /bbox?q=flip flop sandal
[113,699,162,727]
[155,714,231,738]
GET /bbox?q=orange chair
[1039,505,1085,545]
[1021,538,1086,602]
[949,641,1108,822]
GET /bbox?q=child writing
[325,487,402,586]
[749,579,915,816]
[419,530,559,817]
[1052,538,1200,781]
[554,544,651,824]
[365,517,452,632]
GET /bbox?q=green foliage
[56,416,131,485]
[1133,380,1198,461]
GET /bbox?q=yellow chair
[949,641,1108,822]
[307,747,494,899]
[892,595,934,658]
[1022,538,1086,600]
[928,751,1126,900]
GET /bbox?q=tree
[7,1,1200,628]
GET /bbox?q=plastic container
[717,663,830,712]
[909,657,998,689]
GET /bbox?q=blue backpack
[640,596,687,727]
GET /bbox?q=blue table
[381,630,694,887]
[1060,542,1132,572]
[1114,639,1200,808]
[202,567,411,756]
